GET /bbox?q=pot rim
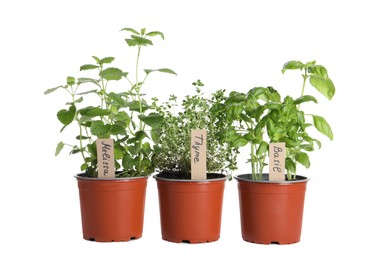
[74,173,149,181]
[153,172,227,183]
[234,173,309,184]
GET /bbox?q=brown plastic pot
[235,174,309,245]
[154,174,227,243]
[75,174,148,242]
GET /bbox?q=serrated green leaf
[146,31,165,39]
[125,39,138,46]
[67,76,76,86]
[114,145,124,159]
[312,115,333,140]
[294,95,318,105]
[79,107,110,117]
[121,27,140,35]
[111,124,127,135]
[115,111,131,126]
[90,121,111,138]
[99,67,125,81]
[77,77,99,86]
[55,142,65,156]
[131,35,153,46]
[282,60,304,73]
[80,64,99,71]
[92,56,101,64]
[309,75,335,100]
[138,113,163,128]
[128,100,150,112]
[66,97,83,105]
[107,92,127,107]
[57,105,76,126]
[44,86,63,95]
[100,57,115,64]
[295,152,310,168]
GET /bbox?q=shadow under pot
[154,173,227,243]
[235,174,309,245]
[75,174,148,242]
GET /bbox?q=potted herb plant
[222,60,335,244]
[151,80,238,243]
[45,27,176,242]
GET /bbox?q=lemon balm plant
[44,27,176,242]
[45,28,176,178]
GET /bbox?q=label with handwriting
[191,129,207,180]
[96,139,115,178]
[269,142,285,181]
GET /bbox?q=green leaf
[99,67,125,81]
[128,131,149,143]
[67,76,76,86]
[300,144,314,151]
[144,68,177,76]
[90,121,111,138]
[92,56,101,64]
[157,68,177,75]
[57,105,76,126]
[146,31,165,39]
[110,124,127,135]
[138,113,164,128]
[79,107,110,117]
[55,142,65,156]
[66,97,83,105]
[294,95,318,105]
[285,158,296,173]
[227,103,244,119]
[121,27,140,35]
[313,139,322,149]
[309,75,335,100]
[77,89,98,95]
[80,64,99,71]
[77,77,99,86]
[107,92,127,107]
[81,163,88,171]
[312,115,333,140]
[76,135,90,140]
[115,111,131,126]
[247,87,266,99]
[100,57,115,64]
[308,65,328,78]
[295,152,310,168]
[256,141,268,155]
[282,60,304,73]
[44,86,63,95]
[129,35,153,46]
[114,145,124,159]
[231,137,248,147]
[129,101,150,112]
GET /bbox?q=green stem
[298,69,308,110]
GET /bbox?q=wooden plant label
[269,142,285,181]
[96,139,115,178]
[191,129,207,180]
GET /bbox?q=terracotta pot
[154,174,227,243]
[235,174,308,244]
[75,174,148,242]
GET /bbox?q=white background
[1,0,389,259]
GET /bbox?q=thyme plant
[151,80,238,179]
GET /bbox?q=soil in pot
[236,174,308,245]
[155,172,226,243]
[76,174,148,242]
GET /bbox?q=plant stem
[298,69,308,110]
